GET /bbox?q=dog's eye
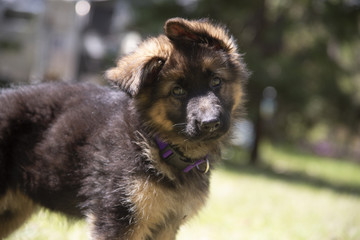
[210,77,222,88]
[172,86,186,97]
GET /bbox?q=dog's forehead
[165,46,230,79]
[164,47,234,85]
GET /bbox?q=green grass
[6,143,360,240]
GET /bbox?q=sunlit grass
[6,210,88,240]
[178,168,360,240]
[5,143,360,240]
[261,142,360,186]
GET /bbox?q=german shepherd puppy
[0,18,248,239]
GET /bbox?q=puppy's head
[106,18,249,144]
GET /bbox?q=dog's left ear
[106,37,169,97]
[165,18,237,53]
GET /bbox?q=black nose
[199,118,221,133]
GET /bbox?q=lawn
[5,143,360,240]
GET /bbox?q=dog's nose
[199,118,221,133]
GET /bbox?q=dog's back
[0,82,129,193]
[0,83,131,236]
[0,83,74,194]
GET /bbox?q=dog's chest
[129,175,208,232]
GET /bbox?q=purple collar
[154,136,210,173]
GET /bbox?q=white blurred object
[84,31,105,59]
[120,31,142,55]
[231,119,255,149]
[75,0,91,17]
[260,86,277,119]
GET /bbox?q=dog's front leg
[87,210,136,240]
[153,225,179,240]
[88,212,165,240]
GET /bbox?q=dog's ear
[106,37,170,97]
[106,57,165,97]
[165,18,237,53]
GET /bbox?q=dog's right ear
[106,37,170,97]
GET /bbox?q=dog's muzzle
[185,92,228,140]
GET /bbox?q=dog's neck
[154,136,210,173]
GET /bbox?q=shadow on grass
[221,160,360,197]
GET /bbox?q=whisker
[172,123,187,128]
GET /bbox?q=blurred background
[1,0,360,239]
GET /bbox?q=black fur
[0,84,135,235]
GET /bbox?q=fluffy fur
[0,18,249,239]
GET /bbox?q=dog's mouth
[174,117,230,142]
[196,132,225,141]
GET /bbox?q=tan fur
[86,213,97,240]
[0,189,37,238]
[126,176,207,240]
[231,83,244,112]
[148,101,174,132]
[106,35,173,96]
